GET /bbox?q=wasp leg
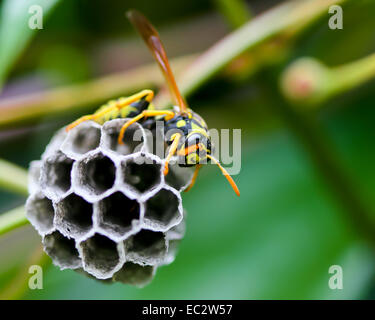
[117,109,175,144]
[65,89,155,132]
[66,114,97,132]
[184,164,202,192]
[163,133,181,175]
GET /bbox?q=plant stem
[0,54,195,128]
[213,0,252,29]
[0,206,29,236]
[332,52,375,99]
[155,0,346,106]
[0,158,28,195]
[281,53,375,106]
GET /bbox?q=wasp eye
[186,133,202,146]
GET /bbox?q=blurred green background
[1,0,375,299]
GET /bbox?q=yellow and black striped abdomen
[93,97,152,125]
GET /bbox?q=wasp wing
[127,10,187,113]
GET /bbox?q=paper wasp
[66,10,240,196]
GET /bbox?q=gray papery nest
[26,119,194,287]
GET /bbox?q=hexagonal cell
[144,122,168,158]
[79,233,124,278]
[26,194,54,235]
[101,119,146,156]
[113,262,155,287]
[164,160,194,191]
[121,155,162,193]
[43,231,81,269]
[61,121,101,158]
[96,191,140,239]
[161,216,185,265]
[41,128,67,160]
[161,239,180,266]
[75,268,114,284]
[28,160,41,194]
[41,152,73,198]
[74,152,116,197]
[124,229,167,265]
[143,188,182,230]
[166,217,186,241]
[55,193,93,238]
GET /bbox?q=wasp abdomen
[94,98,150,125]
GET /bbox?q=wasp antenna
[207,155,240,197]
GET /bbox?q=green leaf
[0,0,60,89]
[0,159,28,195]
[0,206,28,237]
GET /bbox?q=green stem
[213,0,252,29]
[0,206,29,236]
[155,0,346,105]
[0,158,28,195]
[0,54,195,128]
[281,53,375,106]
[332,52,375,98]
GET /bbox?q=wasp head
[177,132,212,167]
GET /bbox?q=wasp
[66,10,240,196]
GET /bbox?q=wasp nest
[26,119,193,287]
